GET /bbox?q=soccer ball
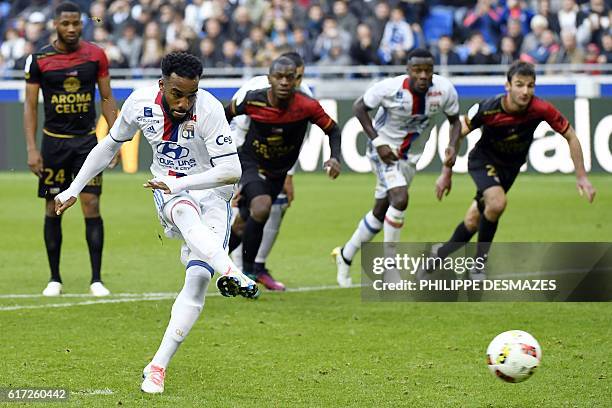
[486,330,542,383]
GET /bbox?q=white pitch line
[0,283,362,312]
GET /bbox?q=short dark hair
[506,61,536,82]
[280,51,304,68]
[55,1,81,18]
[269,56,296,74]
[407,48,434,62]
[161,52,203,79]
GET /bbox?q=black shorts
[237,160,286,220]
[38,134,102,199]
[468,155,521,206]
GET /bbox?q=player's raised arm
[562,125,596,203]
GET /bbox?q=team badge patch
[181,123,195,139]
[144,107,153,117]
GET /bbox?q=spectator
[349,23,381,67]
[166,7,189,47]
[203,18,227,46]
[577,0,610,47]
[270,18,294,47]
[313,17,351,61]
[1,28,26,69]
[525,29,559,63]
[12,41,34,71]
[538,0,561,34]
[584,42,601,64]
[379,7,415,64]
[219,39,243,70]
[305,4,325,41]
[501,0,535,35]
[365,1,391,48]
[199,37,222,68]
[400,0,429,25]
[229,6,252,45]
[24,11,50,50]
[547,29,586,66]
[140,34,164,67]
[521,14,549,54]
[597,32,612,63]
[496,35,520,64]
[243,0,268,25]
[292,27,315,64]
[333,0,359,35]
[82,1,109,41]
[158,3,178,37]
[505,17,526,51]
[317,43,351,78]
[184,0,209,34]
[557,0,583,33]
[466,32,496,65]
[117,22,143,68]
[107,0,131,38]
[434,35,463,67]
[463,0,503,51]
[241,26,266,65]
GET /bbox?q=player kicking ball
[430,61,596,279]
[54,52,258,394]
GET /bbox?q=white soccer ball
[486,330,542,383]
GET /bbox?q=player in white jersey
[227,52,312,290]
[54,52,259,394]
[332,49,462,287]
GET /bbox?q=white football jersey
[230,75,313,146]
[109,85,236,198]
[363,74,459,163]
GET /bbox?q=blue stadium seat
[423,6,454,46]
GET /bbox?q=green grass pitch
[0,171,610,407]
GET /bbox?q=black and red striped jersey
[25,40,109,138]
[466,95,570,166]
[229,88,336,177]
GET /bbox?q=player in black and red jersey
[225,55,341,290]
[432,61,596,279]
[23,1,118,297]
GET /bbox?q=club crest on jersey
[181,123,195,139]
[157,141,189,160]
[144,107,153,117]
[395,91,404,101]
[63,77,80,92]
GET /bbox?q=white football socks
[384,206,405,243]
[151,263,211,368]
[342,211,383,262]
[255,202,286,264]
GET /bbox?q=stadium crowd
[0,0,610,75]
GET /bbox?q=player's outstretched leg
[169,199,259,299]
[333,210,383,287]
[142,262,211,393]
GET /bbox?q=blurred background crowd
[0,0,610,75]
